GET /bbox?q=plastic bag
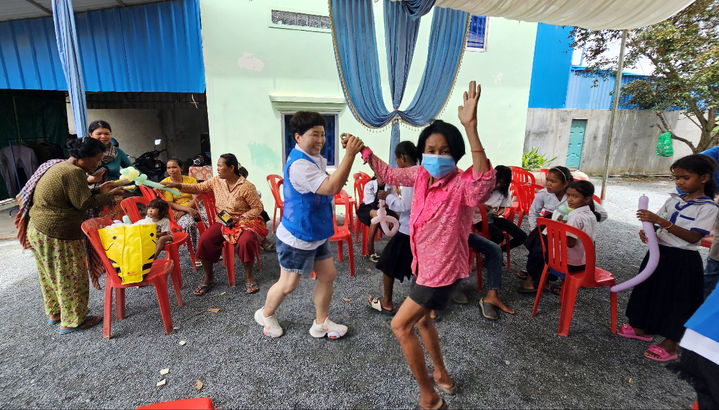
[656,132,674,157]
[98,223,158,284]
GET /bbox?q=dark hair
[494,165,512,198]
[672,154,718,197]
[166,158,183,169]
[88,120,112,134]
[68,137,106,159]
[219,153,241,176]
[416,120,465,163]
[548,166,574,185]
[238,166,248,178]
[567,180,601,221]
[290,111,325,137]
[147,198,170,220]
[395,141,418,165]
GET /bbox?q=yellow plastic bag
[98,223,157,284]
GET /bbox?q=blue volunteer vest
[281,148,334,242]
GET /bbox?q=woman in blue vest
[254,111,364,339]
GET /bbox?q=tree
[572,0,719,153]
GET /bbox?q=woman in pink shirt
[345,81,494,410]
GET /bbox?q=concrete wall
[524,108,700,174]
[199,0,538,205]
[67,106,208,164]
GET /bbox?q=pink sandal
[644,344,678,362]
[617,324,653,342]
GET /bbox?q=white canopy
[434,0,695,29]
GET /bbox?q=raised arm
[458,81,490,175]
[315,135,364,196]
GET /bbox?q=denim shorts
[276,238,331,275]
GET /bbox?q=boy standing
[254,111,363,339]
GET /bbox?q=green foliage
[571,0,718,153]
[522,147,556,171]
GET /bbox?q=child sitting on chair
[136,198,172,258]
[357,174,397,262]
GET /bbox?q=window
[282,113,338,166]
[466,15,488,51]
[271,10,331,30]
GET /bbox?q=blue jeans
[704,257,719,298]
[468,233,502,290]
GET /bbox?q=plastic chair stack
[531,218,617,337]
[266,174,284,232]
[81,217,176,339]
[330,190,356,277]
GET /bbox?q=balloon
[610,195,659,293]
[118,166,181,197]
[370,199,399,237]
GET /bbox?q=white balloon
[370,199,399,237]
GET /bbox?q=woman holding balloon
[621,154,719,362]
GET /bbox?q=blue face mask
[421,154,456,179]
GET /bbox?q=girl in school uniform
[620,154,719,362]
[556,180,602,271]
[518,167,607,292]
[369,141,417,314]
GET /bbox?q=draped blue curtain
[330,0,468,165]
[52,0,88,139]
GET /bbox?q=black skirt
[375,231,413,282]
[626,245,704,342]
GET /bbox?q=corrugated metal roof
[0,0,165,22]
[565,67,644,110]
[0,0,204,92]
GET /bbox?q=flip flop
[479,298,498,320]
[245,282,260,294]
[47,318,60,325]
[435,381,457,395]
[58,315,102,334]
[617,324,653,342]
[368,296,394,315]
[193,282,214,296]
[414,398,448,410]
[644,344,678,362]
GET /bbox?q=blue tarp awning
[0,0,205,93]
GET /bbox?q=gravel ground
[0,178,702,409]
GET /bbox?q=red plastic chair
[531,218,618,337]
[266,174,284,232]
[330,190,356,277]
[120,197,189,297]
[510,166,536,186]
[81,217,175,339]
[137,397,215,410]
[195,192,261,287]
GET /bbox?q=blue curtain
[330,0,468,164]
[52,0,87,138]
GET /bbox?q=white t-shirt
[472,190,513,224]
[655,193,719,251]
[561,205,597,266]
[362,179,392,205]
[529,188,608,230]
[136,216,171,233]
[385,186,413,235]
[276,145,330,250]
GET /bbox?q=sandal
[58,315,102,334]
[368,296,394,315]
[369,253,381,263]
[245,282,260,294]
[644,344,678,362]
[414,398,448,410]
[193,282,214,296]
[617,324,653,342]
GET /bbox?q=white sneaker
[254,308,283,338]
[309,317,348,340]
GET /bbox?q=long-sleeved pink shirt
[368,155,495,287]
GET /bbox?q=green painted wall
[199,0,537,206]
